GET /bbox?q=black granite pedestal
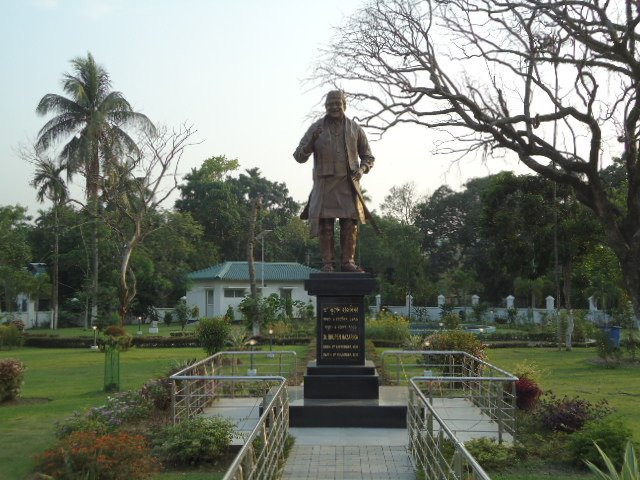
[288,272,406,428]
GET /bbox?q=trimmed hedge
[23,334,199,348]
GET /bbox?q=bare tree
[102,125,197,324]
[316,0,640,314]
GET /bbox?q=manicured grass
[0,347,203,479]
[0,343,309,479]
[487,347,640,442]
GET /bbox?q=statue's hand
[351,167,365,181]
[311,124,323,142]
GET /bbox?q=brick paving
[282,444,416,480]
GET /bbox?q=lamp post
[137,316,142,335]
[91,325,99,351]
[268,328,274,358]
[247,338,257,375]
[255,230,273,289]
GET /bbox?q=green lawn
[487,347,640,442]
[0,343,309,479]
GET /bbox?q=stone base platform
[303,360,379,399]
[289,386,407,428]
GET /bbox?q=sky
[0,0,526,216]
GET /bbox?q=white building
[185,261,319,319]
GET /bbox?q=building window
[279,288,293,301]
[224,288,247,298]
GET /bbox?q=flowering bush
[36,431,159,479]
[537,394,613,432]
[0,358,25,401]
[515,377,542,411]
[140,378,172,411]
[87,391,153,428]
[55,411,111,438]
[104,325,127,337]
[152,416,235,466]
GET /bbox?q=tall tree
[31,157,69,329]
[35,52,154,326]
[317,0,640,315]
[101,125,195,324]
[0,206,33,312]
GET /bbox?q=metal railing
[382,350,517,443]
[222,378,289,480]
[170,350,297,423]
[409,377,492,480]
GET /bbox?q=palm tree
[31,157,68,329]
[35,52,154,327]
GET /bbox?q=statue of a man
[294,90,375,272]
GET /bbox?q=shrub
[442,312,460,330]
[597,329,623,367]
[104,325,127,337]
[196,316,231,355]
[97,333,133,352]
[152,416,235,466]
[0,324,23,348]
[425,330,486,360]
[225,305,236,323]
[0,358,26,401]
[139,378,172,411]
[36,431,159,479]
[513,360,546,384]
[163,311,173,326]
[270,319,292,339]
[568,417,632,469]
[585,441,640,480]
[366,312,410,343]
[537,394,613,432]
[464,437,515,471]
[87,391,153,429]
[9,319,25,332]
[55,411,111,438]
[95,311,120,331]
[515,377,542,411]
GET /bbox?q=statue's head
[325,90,346,119]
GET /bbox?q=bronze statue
[294,90,376,272]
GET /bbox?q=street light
[91,325,99,351]
[268,328,274,358]
[255,230,273,289]
[247,338,258,375]
[137,316,143,335]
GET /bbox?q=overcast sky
[1,0,526,216]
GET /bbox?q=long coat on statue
[293,115,375,236]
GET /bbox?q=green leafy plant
[464,437,515,471]
[139,378,172,411]
[442,312,460,330]
[366,312,410,343]
[585,441,639,480]
[425,330,486,360]
[163,311,173,326]
[152,416,235,466]
[568,418,632,469]
[0,324,23,349]
[54,411,111,438]
[0,358,26,402]
[224,305,235,323]
[196,316,231,355]
[174,299,198,331]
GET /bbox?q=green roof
[188,262,319,282]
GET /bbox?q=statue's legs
[319,218,336,272]
[339,218,363,272]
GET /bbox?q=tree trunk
[118,239,137,326]
[562,260,572,310]
[247,196,262,336]
[88,149,100,328]
[51,205,59,330]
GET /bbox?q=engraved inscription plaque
[317,296,364,365]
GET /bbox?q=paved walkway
[282,428,416,480]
